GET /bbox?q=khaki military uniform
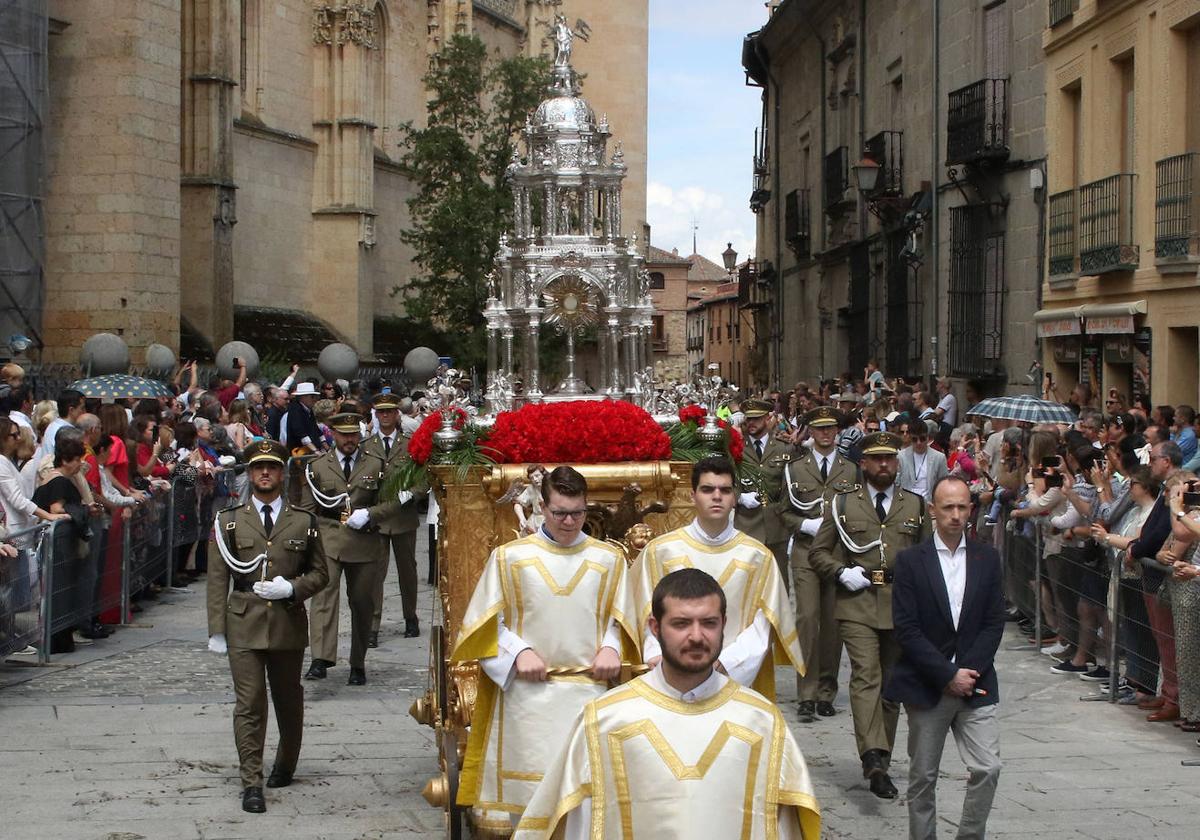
[207,501,329,788]
[781,448,858,704]
[362,430,425,630]
[735,434,797,582]
[296,447,398,668]
[809,484,930,760]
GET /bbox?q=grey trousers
[905,696,1001,840]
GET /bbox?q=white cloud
[646,180,755,265]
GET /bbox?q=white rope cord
[784,462,825,513]
[305,463,349,511]
[831,494,884,555]
[213,512,266,575]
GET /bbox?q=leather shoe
[266,767,293,788]
[242,786,266,813]
[404,619,420,638]
[305,659,332,680]
[367,631,379,649]
[1180,720,1200,733]
[869,772,899,799]
[1147,704,1180,722]
[347,667,367,686]
[797,700,816,723]
[816,701,836,717]
[1138,695,1166,710]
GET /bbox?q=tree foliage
[394,36,549,369]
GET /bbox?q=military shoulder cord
[305,463,349,510]
[212,511,266,575]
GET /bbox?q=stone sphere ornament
[215,341,259,380]
[404,346,440,383]
[144,343,176,375]
[318,342,359,382]
[81,333,130,376]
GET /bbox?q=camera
[1184,480,1200,510]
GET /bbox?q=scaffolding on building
[0,0,47,357]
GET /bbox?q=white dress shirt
[871,483,896,517]
[480,526,621,690]
[640,519,771,686]
[256,494,283,529]
[933,531,967,630]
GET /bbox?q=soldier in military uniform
[734,397,797,582]
[297,412,397,685]
[363,392,425,643]
[810,431,930,799]
[782,405,857,723]
[206,439,329,814]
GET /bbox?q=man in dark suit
[886,475,1004,840]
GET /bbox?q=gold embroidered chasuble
[452,533,639,827]
[623,527,804,698]
[512,671,821,839]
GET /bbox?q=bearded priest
[622,455,804,699]
[452,466,640,835]
[514,568,821,839]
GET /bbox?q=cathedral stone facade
[39,0,647,363]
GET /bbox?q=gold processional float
[394,21,756,836]
[392,366,749,839]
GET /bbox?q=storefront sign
[1053,338,1080,364]
[1037,318,1081,338]
[1085,314,1135,334]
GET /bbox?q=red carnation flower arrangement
[484,400,672,464]
[678,405,705,425]
[675,405,744,462]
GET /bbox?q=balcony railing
[824,146,850,215]
[1078,173,1138,274]
[1155,152,1200,261]
[1048,189,1076,278]
[785,188,811,258]
[946,78,1009,165]
[864,130,903,196]
[1049,0,1078,27]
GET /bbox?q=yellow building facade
[1039,0,1200,405]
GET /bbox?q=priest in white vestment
[514,567,821,840]
[623,456,804,699]
[453,466,639,834]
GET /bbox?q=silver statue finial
[551,13,590,69]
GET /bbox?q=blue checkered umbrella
[965,394,1076,425]
[68,374,174,400]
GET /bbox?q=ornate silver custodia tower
[485,17,652,409]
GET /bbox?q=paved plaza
[2,529,1198,839]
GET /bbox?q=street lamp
[850,155,881,194]
[722,242,737,274]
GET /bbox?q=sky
[646,0,770,265]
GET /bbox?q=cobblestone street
[2,528,1199,839]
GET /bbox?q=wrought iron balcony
[824,146,851,215]
[785,188,811,259]
[864,131,903,196]
[1155,152,1200,261]
[1048,189,1076,278]
[1049,0,1078,27]
[1079,174,1138,275]
[946,79,1009,166]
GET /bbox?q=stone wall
[42,0,182,363]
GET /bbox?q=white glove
[397,490,414,505]
[218,455,236,467]
[207,634,227,654]
[737,492,762,509]
[838,566,872,592]
[799,517,822,538]
[345,508,370,530]
[253,575,295,600]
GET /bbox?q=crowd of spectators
[0,360,426,662]
[728,364,1200,751]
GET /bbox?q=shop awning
[1079,300,1146,334]
[1033,305,1082,338]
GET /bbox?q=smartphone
[232,357,240,367]
[1184,480,1200,509]
[1044,472,1064,488]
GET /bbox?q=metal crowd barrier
[1,467,240,666]
[997,497,1197,715]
